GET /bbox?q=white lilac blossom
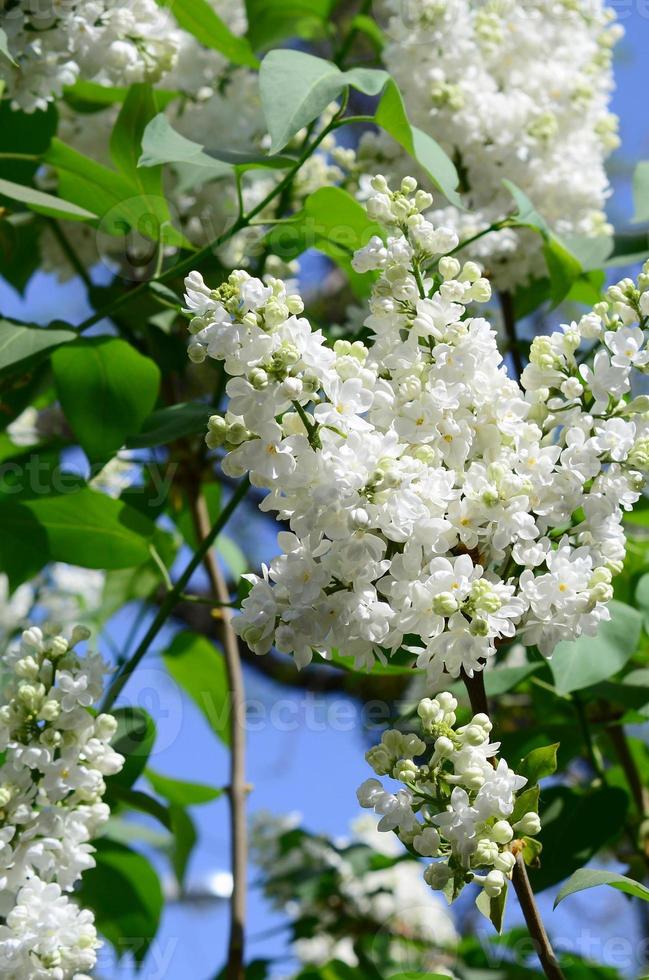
[185,176,649,686]
[250,810,457,969]
[357,693,539,908]
[348,0,621,288]
[1,0,179,112]
[0,625,123,978]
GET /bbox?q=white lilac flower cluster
[0,625,123,978]
[1,0,179,113]
[250,810,457,970]
[352,0,621,288]
[185,176,649,685]
[357,693,540,906]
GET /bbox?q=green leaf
[503,179,584,303]
[555,869,649,908]
[0,103,57,188]
[245,0,335,50]
[0,319,76,377]
[110,785,171,829]
[476,881,508,933]
[156,0,259,68]
[163,631,231,745]
[518,743,559,786]
[0,27,17,66]
[52,337,161,462]
[350,14,386,54]
[260,50,370,153]
[110,83,168,194]
[146,768,223,806]
[169,804,197,885]
[107,707,157,790]
[43,137,189,248]
[259,51,461,204]
[267,186,383,294]
[126,401,213,448]
[79,839,163,963]
[606,230,649,267]
[510,785,540,824]
[530,785,629,893]
[633,162,649,223]
[374,79,462,207]
[549,600,643,695]
[0,176,97,222]
[0,489,156,582]
[139,113,233,182]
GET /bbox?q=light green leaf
[259,50,376,153]
[163,631,231,745]
[0,28,17,66]
[110,785,171,829]
[374,79,462,207]
[476,881,508,933]
[518,743,559,786]
[156,0,259,68]
[633,162,649,223]
[79,840,163,963]
[555,869,649,909]
[52,337,161,462]
[350,14,386,53]
[510,785,540,823]
[0,319,76,377]
[146,769,223,806]
[139,114,233,181]
[549,600,643,695]
[0,176,97,222]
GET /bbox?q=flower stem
[462,670,565,980]
[189,491,248,980]
[100,477,250,711]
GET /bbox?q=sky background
[2,6,649,978]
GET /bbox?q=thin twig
[606,722,649,818]
[499,290,524,379]
[76,116,342,333]
[462,670,565,980]
[511,853,566,980]
[100,477,250,711]
[190,492,248,980]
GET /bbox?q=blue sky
[2,9,649,977]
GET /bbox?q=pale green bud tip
[513,811,541,836]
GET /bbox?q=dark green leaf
[530,785,629,893]
[127,401,213,448]
[169,804,196,885]
[52,337,161,462]
[0,489,156,578]
[163,631,231,745]
[110,785,171,829]
[156,0,259,68]
[107,707,157,790]
[245,0,335,50]
[0,103,57,188]
[79,839,163,963]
